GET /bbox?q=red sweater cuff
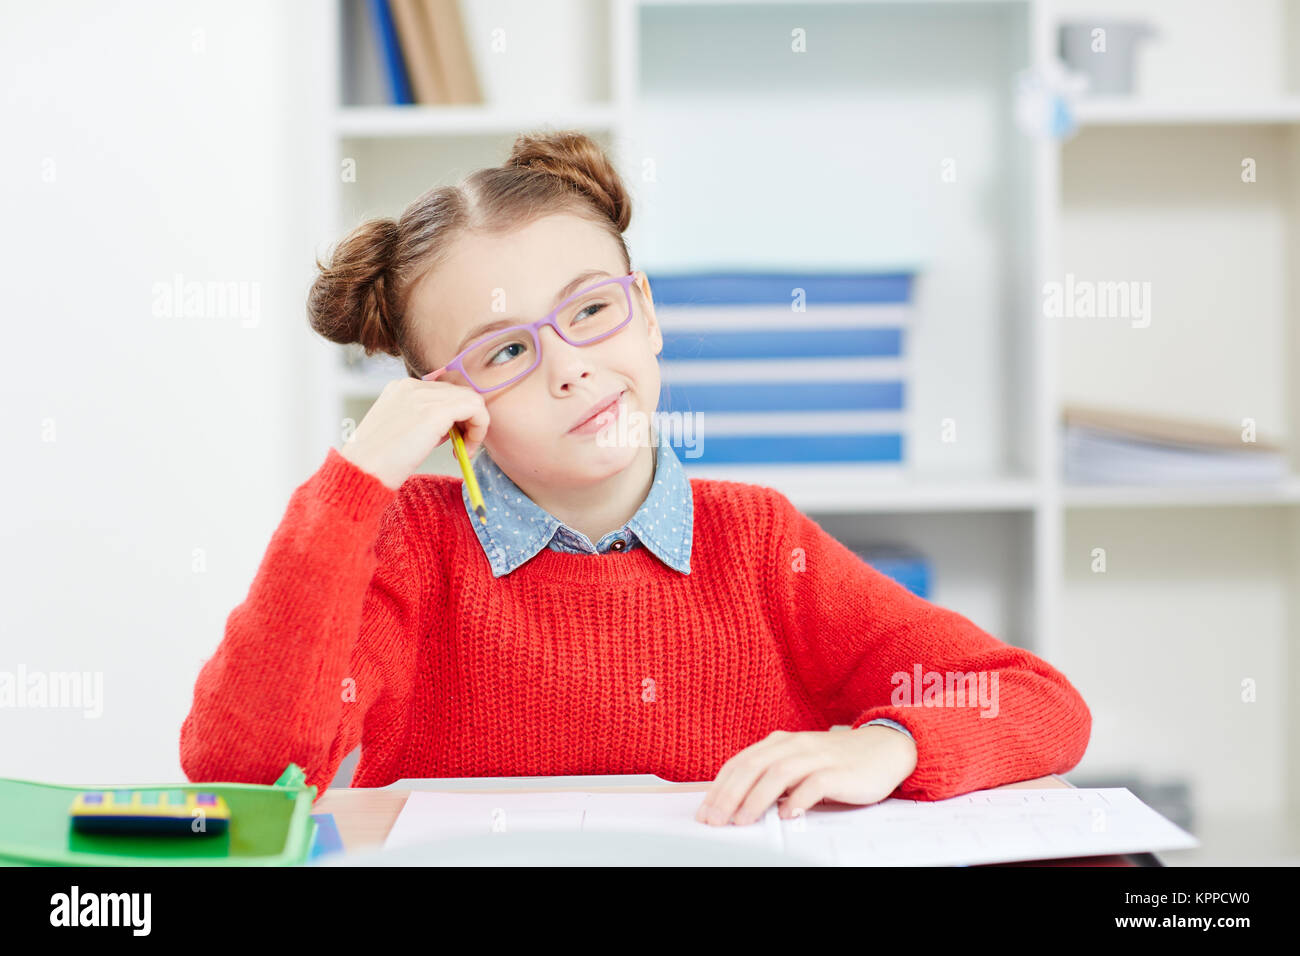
[315,447,399,521]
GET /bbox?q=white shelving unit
[309,0,1300,862]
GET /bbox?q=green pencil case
[0,763,317,867]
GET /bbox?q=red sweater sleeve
[761,490,1091,801]
[179,447,433,798]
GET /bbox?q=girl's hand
[340,377,489,491]
[695,725,918,826]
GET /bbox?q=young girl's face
[409,212,663,487]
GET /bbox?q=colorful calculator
[69,789,231,835]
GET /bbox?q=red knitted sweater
[180,447,1091,802]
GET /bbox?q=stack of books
[1062,403,1289,484]
[649,271,915,467]
[365,0,482,105]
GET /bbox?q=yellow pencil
[448,425,487,525]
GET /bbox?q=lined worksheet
[382,787,1198,865]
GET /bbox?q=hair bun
[505,130,631,233]
[306,217,402,356]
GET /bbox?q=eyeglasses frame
[420,271,640,393]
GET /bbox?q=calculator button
[138,791,160,805]
[165,790,187,804]
[82,793,103,804]
[196,793,216,806]
[116,791,134,803]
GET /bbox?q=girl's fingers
[458,409,490,448]
[697,756,761,824]
[449,424,478,457]
[781,775,830,820]
[443,421,484,461]
[696,731,800,825]
[735,755,827,825]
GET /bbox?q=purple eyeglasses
[421,271,639,393]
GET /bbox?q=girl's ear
[635,271,663,357]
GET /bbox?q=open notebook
[382,786,1198,866]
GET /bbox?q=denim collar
[460,424,693,577]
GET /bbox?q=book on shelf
[366,0,482,106]
[365,0,413,105]
[388,0,444,104]
[1062,403,1290,485]
[424,0,481,104]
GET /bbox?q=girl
[180,130,1091,829]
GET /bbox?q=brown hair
[306,129,634,379]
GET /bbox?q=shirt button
[611,539,626,551]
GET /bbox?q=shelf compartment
[334,104,620,138]
[1063,478,1300,509]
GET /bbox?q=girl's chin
[578,439,640,464]
[567,437,643,471]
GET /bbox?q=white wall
[0,0,324,783]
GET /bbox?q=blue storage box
[649,271,915,467]
[854,545,931,599]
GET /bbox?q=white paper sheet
[382,786,1198,866]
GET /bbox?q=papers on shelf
[1063,403,1288,484]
